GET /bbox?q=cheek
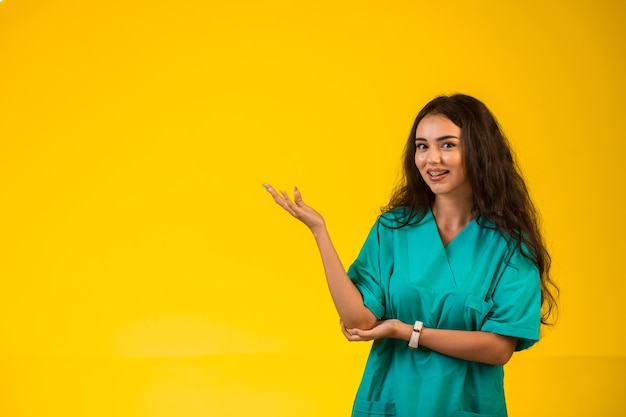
[444,151,463,168]
[414,152,426,167]
[458,155,467,171]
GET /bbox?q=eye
[442,142,456,149]
[415,142,427,150]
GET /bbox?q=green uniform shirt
[347,209,541,417]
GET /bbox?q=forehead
[415,114,461,138]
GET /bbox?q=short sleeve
[346,222,387,319]
[481,248,541,351]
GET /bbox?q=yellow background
[1,0,624,415]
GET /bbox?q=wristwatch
[408,320,423,349]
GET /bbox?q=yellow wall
[0,0,624,415]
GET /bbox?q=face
[414,113,472,200]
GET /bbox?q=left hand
[262,184,326,234]
[340,319,401,342]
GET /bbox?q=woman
[263,94,557,417]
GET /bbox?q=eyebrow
[415,135,460,141]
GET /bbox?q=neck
[431,195,475,230]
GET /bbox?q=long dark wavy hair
[383,94,558,325]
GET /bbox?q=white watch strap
[408,320,423,349]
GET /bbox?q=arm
[311,226,378,329]
[263,184,377,330]
[342,320,517,366]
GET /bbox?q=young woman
[263,94,558,417]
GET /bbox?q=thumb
[294,186,305,207]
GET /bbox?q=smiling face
[414,113,472,201]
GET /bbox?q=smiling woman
[414,114,471,232]
[264,94,558,417]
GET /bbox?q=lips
[427,169,449,179]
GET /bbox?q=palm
[341,320,399,342]
[263,184,325,231]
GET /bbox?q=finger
[342,328,359,341]
[263,184,284,202]
[340,327,352,339]
[263,184,297,215]
[262,183,277,195]
[281,190,301,215]
[349,328,372,341]
[339,320,353,336]
[280,195,298,216]
[293,186,305,208]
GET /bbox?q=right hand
[263,183,326,233]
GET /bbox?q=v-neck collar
[424,209,478,288]
[428,207,477,250]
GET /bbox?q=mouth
[427,169,449,179]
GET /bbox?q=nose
[427,147,441,164]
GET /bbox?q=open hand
[263,183,326,232]
[340,319,401,342]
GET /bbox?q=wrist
[311,223,328,238]
[394,320,414,342]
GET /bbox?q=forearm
[262,184,375,328]
[393,321,516,366]
[312,226,377,330]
